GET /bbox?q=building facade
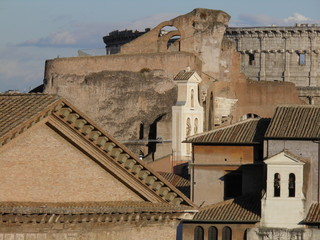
[225,25,320,104]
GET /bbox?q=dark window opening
[222,226,232,240]
[248,53,255,65]
[139,123,144,140]
[274,173,281,197]
[194,226,204,240]
[298,53,306,65]
[289,173,296,197]
[208,92,214,130]
[208,226,218,240]
[224,171,242,199]
[147,115,164,161]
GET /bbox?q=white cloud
[230,13,320,27]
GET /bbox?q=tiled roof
[158,172,190,188]
[305,203,320,224]
[265,105,320,139]
[185,118,270,144]
[0,202,196,225]
[0,201,193,214]
[0,93,60,138]
[174,70,196,80]
[0,93,195,207]
[193,195,261,222]
[158,172,190,198]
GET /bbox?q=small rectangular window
[298,53,306,65]
[248,53,255,65]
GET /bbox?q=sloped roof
[265,105,320,139]
[193,195,261,222]
[158,172,190,188]
[174,70,196,81]
[185,118,270,144]
[304,203,320,224]
[0,93,194,207]
[158,172,190,197]
[0,93,60,138]
[0,201,193,214]
[0,202,196,224]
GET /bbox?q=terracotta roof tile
[174,70,196,80]
[158,172,190,198]
[305,203,320,224]
[186,118,270,144]
[193,195,260,222]
[265,105,320,139]
[0,201,194,214]
[0,93,60,138]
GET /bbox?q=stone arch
[158,25,181,52]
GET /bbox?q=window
[274,173,281,197]
[248,53,255,65]
[289,173,296,197]
[191,89,195,107]
[222,226,232,240]
[194,226,204,240]
[208,226,218,240]
[298,53,306,65]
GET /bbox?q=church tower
[261,151,305,228]
[172,69,204,162]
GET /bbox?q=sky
[0,0,319,92]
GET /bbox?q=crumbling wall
[45,70,177,159]
[205,80,304,129]
[121,8,230,85]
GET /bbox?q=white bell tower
[261,151,305,228]
[172,69,203,162]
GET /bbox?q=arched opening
[274,173,281,197]
[167,35,181,50]
[208,226,218,240]
[194,226,204,240]
[289,173,296,197]
[159,26,178,37]
[194,118,198,135]
[186,118,191,155]
[191,89,195,107]
[222,226,232,240]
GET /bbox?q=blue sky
[0,0,319,92]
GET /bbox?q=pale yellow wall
[0,122,143,202]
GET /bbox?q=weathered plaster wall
[0,121,143,202]
[191,145,254,205]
